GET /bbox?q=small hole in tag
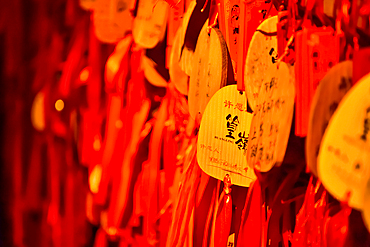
[239,91,243,95]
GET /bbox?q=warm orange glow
[100,211,108,229]
[89,165,102,194]
[79,67,90,82]
[93,135,101,151]
[86,192,94,223]
[107,227,118,236]
[31,92,46,131]
[106,56,120,85]
[115,120,123,129]
[55,99,64,112]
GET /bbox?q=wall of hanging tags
[1,0,370,246]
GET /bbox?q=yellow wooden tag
[188,23,230,122]
[197,85,256,187]
[132,0,168,48]
[188,21,209,121]
[245,15,278,111]
[246,62,295,172]
[306,61,352,176]
[93,0,132,43]
[318,72,370,210]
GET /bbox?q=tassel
[215,174,233,247]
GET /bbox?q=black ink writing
[235,131,249,151]
[226,114,240,139]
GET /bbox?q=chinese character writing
[200,144,221,154]
[266,100,272,112]
[361,107,370,141]
[265,77,277,92]
[233,27,239,35]
[235,131,249,151]
[261,9,267,19]
[269,124,274,136]
[226,114,239,139]
[258,147,264,161]
[259,123,264,137]
[265,152,273,162]
[250,127,257,140]
[269,48,278,64]
[231,5,240,26]
[250,144,257,157]
[234,103,245,111]
[275,98,280,109]
[231,5,240,45]
[270,77,277,89]
[254,104,260,116]
[224,100,233,108]
[269,140,276,150]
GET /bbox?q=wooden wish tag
[306,61,352,176]
[93,0,133,43]
[197,85,256,187]
[168,1,197,95]
[245,15,278,111]
[237,0,277,91]
[180,0,205,77]
[318,72,370,210]
[188,21,234,123]
[246,62,295,172]
[198,85,253,245]
[295,26,339,137]
[132,0,168,48]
